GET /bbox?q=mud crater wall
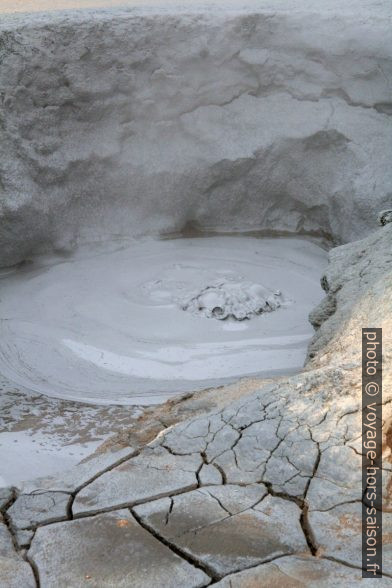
[1,3,392,266]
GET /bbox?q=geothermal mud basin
[0,236,326,406]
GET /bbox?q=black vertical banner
[362,328,382,578]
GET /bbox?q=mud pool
[0,236,327,406]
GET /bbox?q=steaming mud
[0,236,327,405]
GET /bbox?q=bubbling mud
[181,281,284,320]
[0,236,327,405]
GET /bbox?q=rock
[1,1,392,266]
[7,492,70,530]
[134,488,307,577]
[28,509,210,588]
[73,447,202,517]
[214,554,392,586]
[308,224,392,364]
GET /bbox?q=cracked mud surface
[0,225,391,586]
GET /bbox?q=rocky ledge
[0,223,391,586]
